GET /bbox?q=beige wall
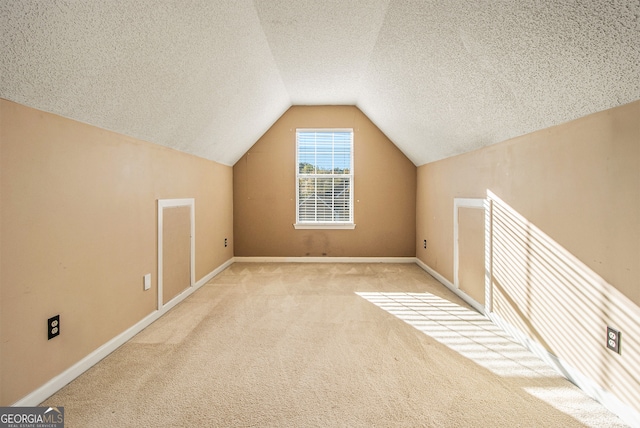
[417,100,640,415]
[234,106,416,257]
[4,93,637,415]
[0,99,234,405]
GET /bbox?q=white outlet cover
[143,273,151,291]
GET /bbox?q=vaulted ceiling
[1,1,638,166]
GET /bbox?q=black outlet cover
[48,315,60,340]
[606,326,620,354]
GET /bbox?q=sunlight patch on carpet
[355,291,620,427]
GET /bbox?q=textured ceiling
[1,1,639,166]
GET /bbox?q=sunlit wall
[416,100,640,418]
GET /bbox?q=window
[295,129,354,229]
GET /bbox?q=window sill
[293,223,356,230]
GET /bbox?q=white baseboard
[162,257,235,312]
[233,256,417,264]
[16,256,638,427]
[415,258,485,314]
[196,258,235,287]
[489,312,640,428]
[12,258,234,407]
[414,260,639,428]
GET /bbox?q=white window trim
[294,128,355,230]
[293,222,356,230]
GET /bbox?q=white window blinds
[296,129,353,225]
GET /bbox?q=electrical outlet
[423,240,427,249]
[224,238,228,248]
[606,327,621,354]
[48,315,60,340]
[143,273,151,291]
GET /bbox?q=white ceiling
[1,1,638,166]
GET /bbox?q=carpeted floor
[42,263,627,427]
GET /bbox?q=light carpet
[42,263,627,427]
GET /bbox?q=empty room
[1,1,639,427]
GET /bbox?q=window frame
[294,128,355,230]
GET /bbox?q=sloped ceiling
[1,1,638,166]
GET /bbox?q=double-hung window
[295,129,354,229]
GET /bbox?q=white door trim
[157,198,195,310]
